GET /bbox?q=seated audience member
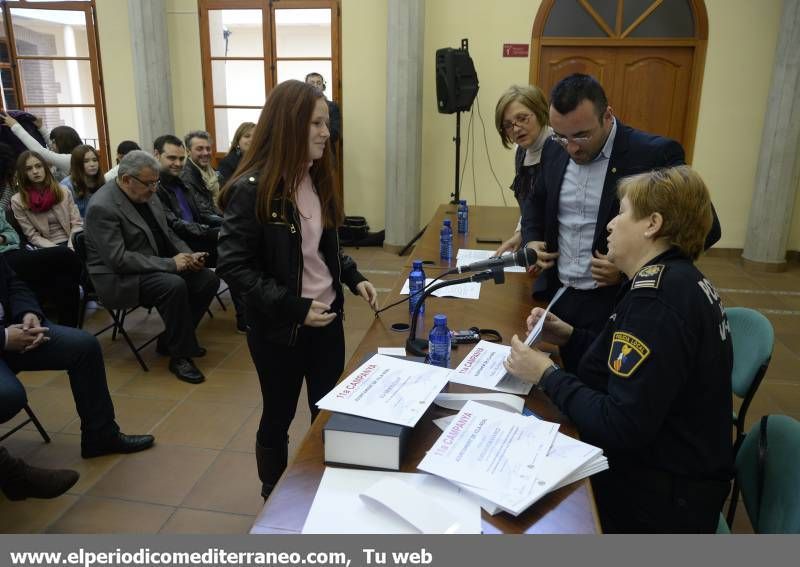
[84,151,219,384]
[521,74,721,333]
[0,446,78,501]
[1,212,82,327]
[60,145,106,218]
[104,140,141,183]
[0,114,82,180]
[11,151,82,249]
[154,135,246,333]
[505,166,732,533]
[0,253,155,460]
[181,131,221,217]
[0,142,17,210]
[217,122,255,187]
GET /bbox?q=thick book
[323,412,411,471]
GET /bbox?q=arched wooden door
[531,0,707,161]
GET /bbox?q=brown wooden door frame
[530,0,708,162]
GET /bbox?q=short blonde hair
[495,85,549,149]
[617,166,712,261]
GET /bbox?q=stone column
[128,0,175,150]
[384,0,425,250]
[742,0,800,271]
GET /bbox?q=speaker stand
[450,110,462,205]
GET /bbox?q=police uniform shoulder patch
[608,331,651,378]
[631,264,665,290]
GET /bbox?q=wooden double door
[538,46,695,151]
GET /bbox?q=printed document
[449,340,533,395]
[316,354,450,427]
[418,401,559,513]
[400,277,481,300]
[524,286,567,346]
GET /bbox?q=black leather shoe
[1,462,79,501]
[156,344,206,358]
[169,357,205,384]
[81,432,155,459]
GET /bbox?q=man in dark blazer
[84,151,219,384]
[0,254,154,486]
[521,74,720,332]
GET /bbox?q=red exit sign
[502,43,529,58]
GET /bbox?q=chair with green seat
[718,415,800,533]
[728,307,774,452]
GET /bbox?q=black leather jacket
[216,172,366,345]
[181,160,222,220]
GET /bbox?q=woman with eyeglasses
[493,85,552,257]
[504,166,733,533]
[217,80,378,500]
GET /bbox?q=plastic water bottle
[440,219,453,261]
[408,260,426,317]
[428,314,451,368]
[457,199,468,234]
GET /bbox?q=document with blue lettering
[315,354,451,427]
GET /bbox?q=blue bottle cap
[412,260,423,269]
[433,314,447,326]
[443,219,451,227]
[459,199,467,205]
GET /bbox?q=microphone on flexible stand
[452,247,537,274]
[406,267,508,357]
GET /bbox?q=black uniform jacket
[0,255,44,356]
[521,121,722,299]
[216,172,366,345]
[539,247,733,481]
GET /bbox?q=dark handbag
[338,216,369,244]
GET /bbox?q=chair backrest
[73,229,88,263]
[727,307,773,399]
[736,414,800,533]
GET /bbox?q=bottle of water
[428,314,451,368]
[457,199,468,234]
[440,219,453,261]
[408,260,426,317]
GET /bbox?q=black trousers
[138,268,219,358]
[248,317,345,448]
[3,247,82,327]
[592,467,730,533]
[550,285,620,335]
[0,322,118,442]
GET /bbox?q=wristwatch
[538,363,561,388]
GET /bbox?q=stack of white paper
[302,468,482,534]
[315,354,451,427]
[421,401,606,516]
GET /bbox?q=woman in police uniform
[505,165,732,533]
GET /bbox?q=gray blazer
[84,179,191,309]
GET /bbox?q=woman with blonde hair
[493,84,551,256]
[11,150,82,249]
[504,166,733,533]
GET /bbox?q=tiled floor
[1,247,798,533]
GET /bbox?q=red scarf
[26,187,57,213]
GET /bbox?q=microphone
[456,248,537,274]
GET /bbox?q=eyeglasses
[129,174,159,189]
[501,113,534,133]
[550,132,594,147]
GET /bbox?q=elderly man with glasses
[84,151,219,384]
[520,74,721,333]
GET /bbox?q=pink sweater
[295,173,336,307]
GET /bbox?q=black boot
[0,447,79,501]
[255,441,288,500]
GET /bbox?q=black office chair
[73,231,159,372]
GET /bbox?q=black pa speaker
[435,43,479,114]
